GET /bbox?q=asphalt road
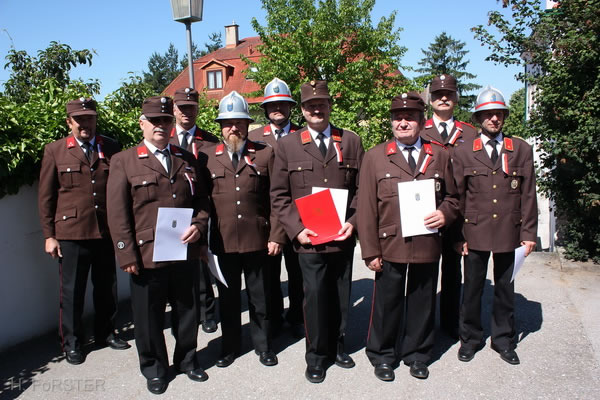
[1,250,599,399]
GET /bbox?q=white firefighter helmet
[473,85,510,118]
[215,91,254,122]
[260,78,297,107]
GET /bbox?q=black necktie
[406,146,417,172]
[83,142,93,162]
[489,139,499,165]
[158,148,171,175]
[274,129,283,141]
[440,122,448,141]
[317,132,327,157]
[180,131,189,149]
[232,152,239,170]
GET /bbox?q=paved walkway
[1,250,599,399]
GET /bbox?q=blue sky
[0,0,528,103]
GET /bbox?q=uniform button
[257,171,261,175]
[237,214,242,219]
[236,201,241,205]
[94,205,98,209]
[212,173,216,178]
[465,218,469,223]
[493,214,498,219]
[434,173,439,178]
[235,174,239,178]
[492,171,497,175]
[138,240,143,245]
[142,180,147,185]
[382,232,387,237]
[66,167,71,172]
[170,179,175,184]
[172,194,177,198]
[236,187,240,191]
[492,184,497,189]
[346,164,351,168]
[473,170,477,174]
[323,178,328,183]
[493,199,497,203]
[297,167,302,171]
[90,168,94,172]
[324,164,327,168]
[91,180,95,184]
[513,171,517,176]
[63,216,67,220]
[93,192,97,196]
[386,173,390,178]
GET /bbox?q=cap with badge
[390,92,425,113]
[142,96,174,117]
[300,80,331,103]
[66,97,97,117]
[430,74,458,93]
[173,88,199,105]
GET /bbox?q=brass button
[297,166,302,170]
[513,171,517,175]
[492,184,497,189]
[492,171,497,175]
[324,178,328,183]
[493,199,497,203]
[492,214,498,219]
[465,218,469,223]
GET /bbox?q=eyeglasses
[147,116,173,125]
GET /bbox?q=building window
[207,70,223,89]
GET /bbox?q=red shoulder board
[385,142,397,156]
[170,127,176,138]
[423,143,434,155]
[473,138,483,152]
[301,130,311,145]
[504,137,514,151]
[454,121,464,132]
[215,143,225,155]
[171,145,183,156]
[263,125,272,136]
[66,136,76,149]
[331,128,342,142]
[425,119,434,129]
[137,145,149,158]
[246,141,256,153]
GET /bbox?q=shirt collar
[480,132,504,146]
[433,115,454,131]
[395,136,422,152]
[176,125,196,137]
[270,121,291,135]
[144,139,170,154]
[307,124,331,141]
[74,135,96,148]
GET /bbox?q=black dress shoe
[334,352,355,368]
[216,354,235,368]
[202,320,218,333]
[458,346,475,362]
[305,365,325,383]
[65,349,85,365]
[147,377,168,395]
[180,367,209,382]
[106,337,131,350]
[494,347,520,365]
[256,350,278,366]
[408,361,429,379]
[374,364,395,382]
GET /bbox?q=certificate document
[152,207,193,262]
[398,179,437,237]
[511,245,527,282]
[295,189,343,245]
[312,187,348,227]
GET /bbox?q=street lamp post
[170,0,204,89]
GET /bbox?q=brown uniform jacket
[452,134,537,253]
[248,123,302,149]
[202,140,287,255]
[357,138,459,264]
[169,125,219,159]
[106,143,210,269]
[38,134,121,240]
[270,125,365,253]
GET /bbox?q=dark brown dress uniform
[169,125,219,326]
[248,123,304,329]
[452,134,537,352]
[106,142,210,380]
[203,140,286,357]
[422,118,477,336]
[271,125,364,367]
[38,133,121,352]
[358,138,459,367]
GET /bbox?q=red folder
[294,189,343,245]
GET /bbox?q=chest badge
[435,181,441,192]
[511,179,519,189]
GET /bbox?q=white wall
[0,183,130,351]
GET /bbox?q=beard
[224,133,245,153]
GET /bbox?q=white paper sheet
[397,179,437,237]
[207,218,227,287]
[511,245,527,282]
[312,187,348,226]
[152,207,193,262]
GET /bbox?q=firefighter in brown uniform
[421,74,477,339]
[169,87,219,334]
[357,92,459,381]
[453,86,537,365]
[248,78,304,338]
[271,80,364,383]
[107,96,211,394]
[38,98,130,365]
[205,91,286,368]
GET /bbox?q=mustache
[153,127,166,133]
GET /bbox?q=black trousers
[194,260,216,323]
[459,250,515,351]
[216,251,270,355]
[298,250,353,367]
[266,242,304,326]
[58,239,118,351]
[130,262,198,380]
[439,239,462,333]
[366,261,438,366]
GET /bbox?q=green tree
[246,0,413,149]
[3,41,96,103]
[143,43,181,93]
[473,0,600,262]
[502,87,527,139]
[416,32,481,121]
